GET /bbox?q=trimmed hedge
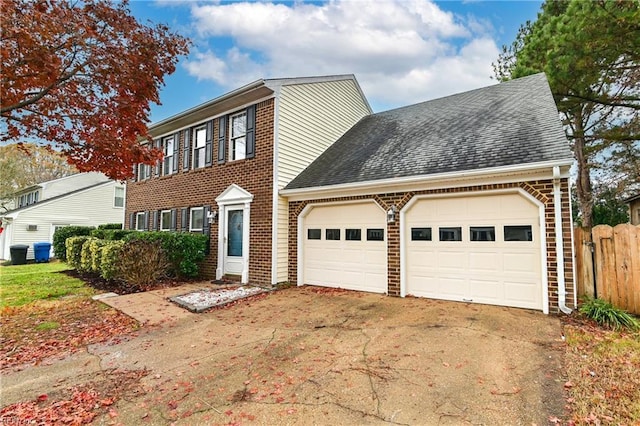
[66,236,92,270]
[97,223,123,230]
[101,240,125,280]
[89,239,109,273]
[125,231,208,278]
[80,237,98,272]
[90,228,136,241]
[53,226,94,260]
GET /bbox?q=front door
[224,209,244,275]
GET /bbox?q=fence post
[574,227,595,299]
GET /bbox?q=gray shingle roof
[285,73,573,190]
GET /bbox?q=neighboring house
[625,193,640,225]
[0,172,125,260]
[126,73,575,314]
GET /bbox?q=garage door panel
[303,202,387,294]
[405,193,543,310]
[469,252,500,272]
[437,251,468,270]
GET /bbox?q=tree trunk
[573,109,594,230]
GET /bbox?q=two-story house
[126,73,576,314]
[0,172,125,260]
[125,75,371,286]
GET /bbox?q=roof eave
[281,159,574,201]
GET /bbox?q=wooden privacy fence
[574,224,640,315]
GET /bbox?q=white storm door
[224,208,244,275]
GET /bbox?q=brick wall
[126,99,275,285]
[288,179,575,312]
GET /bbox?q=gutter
[553,165,572,314]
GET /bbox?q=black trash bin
[33,242,52,263]
[9,244,29,265]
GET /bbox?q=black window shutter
[217,116,226,164]
[246,104,256,159]
[172,132,180,173]
[170,209,177,231]
[181,208,188,231]
[132,164,138,182]
[203,205,211,235]
[144,211,150,230]
[154,139,161,176]
[129,213,135,230]
[152,210,159,231]
[183,128,191,171]
[205,120,213,167]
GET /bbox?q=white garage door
[405,193,542,310]
[303,202,387,293]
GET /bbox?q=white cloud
[183,0,501,111]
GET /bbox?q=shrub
[97,223,123,230]
[80,237,98,273]
[65,236,92,269]
[90,228,136,240]
[580,297,640,331]
[118,239,169,290]
[125,232,207,278]
[89,239,108,273]
[100,240,125,280]
[53,226,94,260]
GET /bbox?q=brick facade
[126,99,275,285]
[288,179,575,313]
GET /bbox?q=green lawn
[0,261,95,308]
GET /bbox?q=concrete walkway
[95,283,208,325]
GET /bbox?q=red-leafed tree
[0,0,190,180]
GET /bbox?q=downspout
[553,166,572,314]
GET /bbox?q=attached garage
[402,191,545,310]
[284,74,575,314]
[300,202,387,293]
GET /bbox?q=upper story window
[193,125,207,169]
[114,187,124,208]
[17,190,39,208]
[138,163,151,181]
[229,112,247,161]
[163,135,175,175]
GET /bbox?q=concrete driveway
[3,286,567,425]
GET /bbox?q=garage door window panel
[439,227,462,241]
[346,229,361,241]
[367,229,384,241]
[411,227,432,241]
[326,229,340,240]
[307,229,321,240]
[504,225,533,241]
[470,226,495,242]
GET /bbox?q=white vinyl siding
[276,79,370,190]
[1,181,124,260]
[276,196,288,282]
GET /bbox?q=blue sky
[129,0,543,123]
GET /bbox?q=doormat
[170,286,268,313]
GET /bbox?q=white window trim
[189,206,204,232]
[193,125,207,169]
[114,186,125,208]
[135,212,146,231]
[229,111,247,161]
[163,135,175,176]
[160,209,172,231]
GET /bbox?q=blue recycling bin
[33,242,52,263]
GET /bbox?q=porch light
[387,205,397,223]
[207,210,218,224]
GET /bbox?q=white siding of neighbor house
[34,172,109,201]
[274,78,371,282]
[1,182,124,260]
